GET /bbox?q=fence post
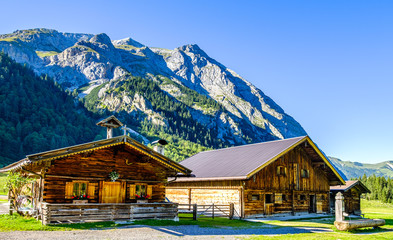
[192,204,197,220]
[229,203,234,220]
[212,203,214,219]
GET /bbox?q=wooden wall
[166,187,241,216]
[40,145,170,203]
[243,146,330,217]
[168,145,331,218]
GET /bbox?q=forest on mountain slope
[0,53,217,166]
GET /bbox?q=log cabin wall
[244,146,330,217]
[343,189,361,214]
[166,180,243,216]
[41,145,170,203]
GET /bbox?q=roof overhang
[245,136,345,185]
[0,135,192,176]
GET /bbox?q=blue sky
[1,0,392,164]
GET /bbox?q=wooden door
[101,182,124,203]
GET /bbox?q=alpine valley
[2,28,389,180]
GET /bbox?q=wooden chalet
[330,180,370,215]
[166,136,346,218]
[0,116,192,224]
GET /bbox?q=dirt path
[0,224,332,240]
[0,202,9,214]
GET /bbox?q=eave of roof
[0,135,191,175]
[174,135,345,185]
[330,180,370,193]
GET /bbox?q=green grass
[0,37,18,43]
[1,199,392,240]
[36,51,59,58]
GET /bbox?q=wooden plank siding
[42,145,169,204]
[167,145,331,218]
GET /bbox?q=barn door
[101,182,125,203]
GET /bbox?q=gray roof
[175,135,345,184]
[177,136,306,181]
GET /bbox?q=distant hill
[329,157,393,180]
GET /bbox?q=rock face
[0,28,307,145]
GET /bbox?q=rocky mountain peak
[178,44,207,56]
[112,37,144,48]
[89,33,113,47]
[0,28,308,146]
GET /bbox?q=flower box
[73,200,88,204]
[136,199,148,203]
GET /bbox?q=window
[65,181,96,199]
[73,182,87,196]
[251,195,260,201]
[299,195,306,201]
[277,166,286,176]
[265,194,273,204]
[129,184,153,199]
[282,194,287,201]
[136,184,147,198]
[301,169,309,178]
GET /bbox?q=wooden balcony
[41,202,178,225]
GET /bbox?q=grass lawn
[0,199,392,240]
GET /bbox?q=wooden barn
[330,180,370,215]
[0,116,192,224]
[166,136,345,218]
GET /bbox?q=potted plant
[109,171,119,182]
[135,194,150,203]
[72,194,89,204]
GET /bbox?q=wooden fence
[41,202,178,225]
[178,203,237,220]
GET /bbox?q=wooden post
[192,204,197,220]
[335,192,344,222]
[229,203,234,219]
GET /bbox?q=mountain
[328,157,393,180]
[0,28,307,163]
[0,52,103,167]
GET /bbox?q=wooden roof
[174,136,345,185]
[330,180,370,193]
[0,135,192,176]
[96,115,123,128]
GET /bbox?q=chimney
[152,139,168,155]
[96,115,123,139]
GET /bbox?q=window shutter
[129,184,136,199]
[275,193,283,204]
[88,183,97,199]
[277,166,280,175]
[147,185,153,199]
[65,182,73,199]
[284,167,287,176]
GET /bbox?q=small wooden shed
[0,117,192,224]
[330,180,370,215]
[166,136,345,218]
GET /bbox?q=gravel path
[0,224,332,240]
[0,202,9,214]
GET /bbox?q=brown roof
[0,135,192,176]
[330,180,370,193]
[175,136,345,184]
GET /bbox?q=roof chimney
[152,139,168,155]
[96,115,123,139]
